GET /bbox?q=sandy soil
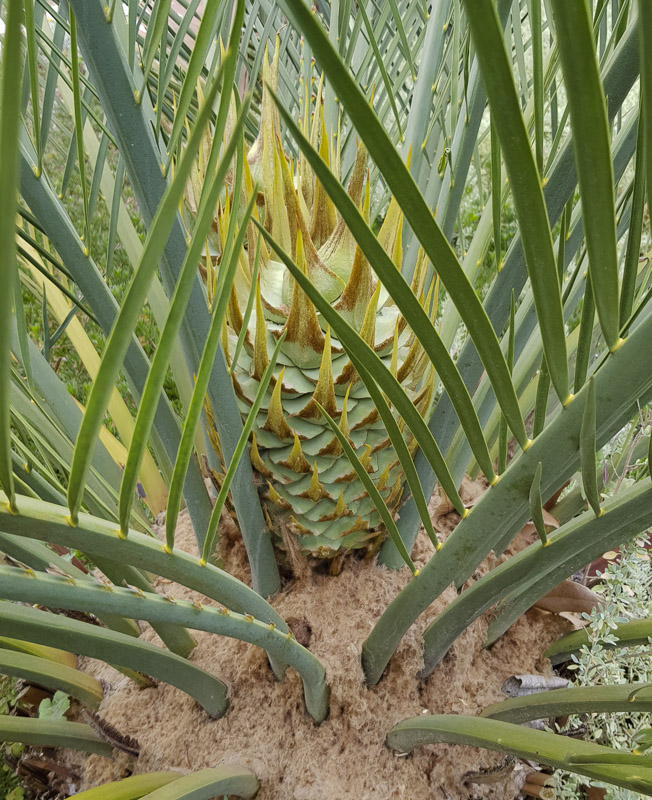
[78,478,570,799]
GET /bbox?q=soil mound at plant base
[80,479,569,799]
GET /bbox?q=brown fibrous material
[78,478,570,799]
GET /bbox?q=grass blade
[357,0,403,138]
[140,0,173,95]
[165,192,256,550]
[67,71,221,523]
[24,0,42,176]
[163,0,222,174]
[0,0,24,513]
[640,0,652,266]
[580,377,602,516]
[497,293,515,474]
[39,0,68,152]
[105,158,125,281]
[551,0,620,351]
[528,0,544,173]
[463,0,568,403]
[490,117,502,270]
[12,278,33,388]
[573,273,595,393]
[68,11,91,253]
[528,462,548,547]
[119,102,249,535]
[620,107,646,326]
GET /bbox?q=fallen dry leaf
[533,579,604,615]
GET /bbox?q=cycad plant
[2,0,652,796]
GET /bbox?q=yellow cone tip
[462,507,470,519]
[562,393,575,407]
[490,474,500,486]
[199,557,207,567]
[164,544,173,554]
[523,438,534,451]
[610,337,626,353]
[117,528,128,541]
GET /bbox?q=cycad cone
[198,42,436,561]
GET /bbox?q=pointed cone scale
[390,320,400,377]
[397,330,423,384]
[318,141,368,281]
[386,472,404,508]
[228,283,244,337]
[299,326,337,419]
[338,444,373,484]
[250,432,273,478]
[318,382,351,456]
[377,193,404,267]
[299,462,330,501]
[268,142,292,253]
[414,366,435,418]
[221,317,230,368]
[335,279,381,387]
[376,461,392,492]
[309,110,337,248]
[333,175,374,331]
[252,276,269,380]
[281,231,327,368]
[280,431,312,473]
[318,492,352,521]
[248,38,280,172]
[410,247,428,302]
[263,366,294,441]
[353,268,382,343]
[266,481,291,509]
[276,141,344,307]
[359,444,373,472]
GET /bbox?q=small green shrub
[556,534,652,799]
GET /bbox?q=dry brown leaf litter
[78,478,570,799]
